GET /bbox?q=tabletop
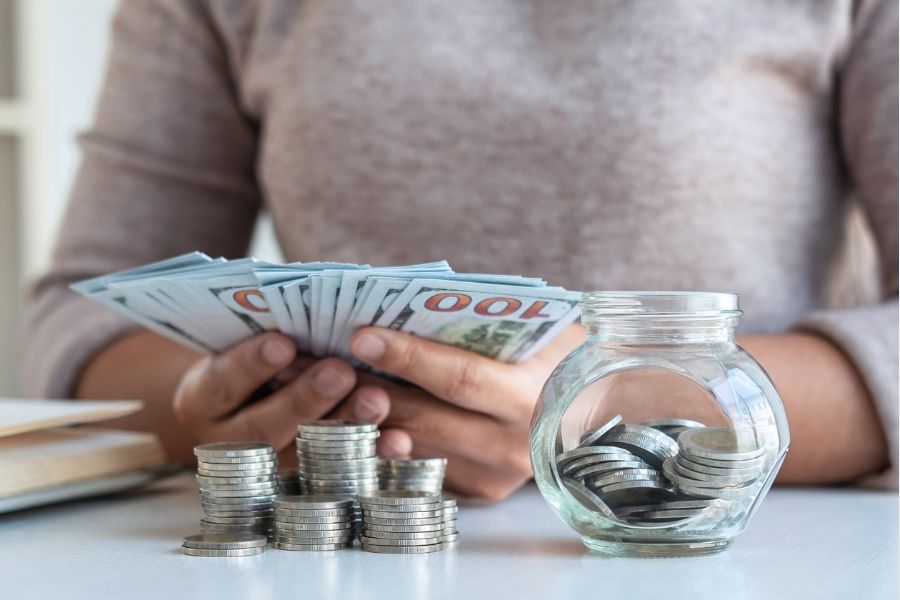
[2,472,897,600]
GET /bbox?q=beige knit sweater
[24,0,898,487]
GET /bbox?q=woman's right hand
[172,332,390,459]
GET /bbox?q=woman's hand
[350,324,585,500]
[172,332,390,461]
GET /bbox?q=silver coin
[641,418,706,430]
[674,479,759,500]
[585,468,664,489]
[273,521,354,531]
[182,533,268,550]
[305,478,380,487]
[671,458,760,485]
[638,508,708,520]
[297,420,378,434]
[359,491,441,505]
[296,456,378,468]
[296,438,378,450]
[272,514,354,524]
[646,499,715,512]
[196,468,276,478]
[299,452,377,462]
[577,415,624,447]
[560,453,647,476]
[443,532,460,543]
[555,445,634,469]
[600,424,679,468]
[199,486,279,498]
[273,528,355,540]
[612,503,665,516]
[297,470,373,481]
[181,546,264,557]
[362,515,444,526]
[200,491,277,501]
[196,474,276,486]
[561,478,619,520]
[359,500,442,512]
[272,541,352,551]
[362,524,445,534]
[360,535,443,546]
[194,452,276,464]
[675,455,764,477]
[272,508,354,518]
[441,499,458,509]
[273,495,355,509]
[570,460,651,480]
[677,427,765,461]
[275,536,353,546]
[677,451,767,470]
[362,509,444,519]
[360,529,446,540]
[594,479,678,507]
[194,442,274,458]
[201,516,273,525]
[197,460,277,471]
[202,511,273,520]
[298,431,380,442]
[361,543,444,554]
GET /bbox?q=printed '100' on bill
[374,280,581,362]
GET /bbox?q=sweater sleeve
[22,0,261,399]
[795,0,899,489]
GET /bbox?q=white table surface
[2,472,897,600]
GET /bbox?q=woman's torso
[211,0,856,333]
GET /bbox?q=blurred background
[0,0,879,397]
[0,0,283,396]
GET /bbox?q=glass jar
[530,292,789,557]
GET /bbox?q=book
[0,398,171,512]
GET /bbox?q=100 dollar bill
[374,279,581,362]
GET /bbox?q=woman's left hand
[348,324,585,500]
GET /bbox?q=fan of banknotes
[72,252,582,364]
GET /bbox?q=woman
[25,0,897,498]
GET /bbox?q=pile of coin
[181,533,267,557]
[556,417,766,526]
[271,495,356,551]
[662,427,765,500]
[377,458,447,493]
[359,491,446,554]
[296,421,379,496]
[441,498,459,543]
[194,442,278,537]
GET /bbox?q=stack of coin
[194,442,278,537]
[181,533,267,557]
[441,498,459,543]
[556,420,678,514]
[295,421,379,496]
[377,458,447,493]
[359,491,445,554]
[271,495,356,551]
[277,470,302,496]
[661,427,765,501]
[557,417,768,526]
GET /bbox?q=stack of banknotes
[72,252,582,364]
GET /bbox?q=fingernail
[313,366,352,398]
[381,433,413,458]
[351,332,386,362]
[262,339,293,366]
[353,394,383,422]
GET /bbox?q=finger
[225,358,356,449]
[174,332,296,424]
[328,385,391,424]
[351,328,519,420]
[413,439,529,501]
[379,385,532,475]
[377,428,413,458]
